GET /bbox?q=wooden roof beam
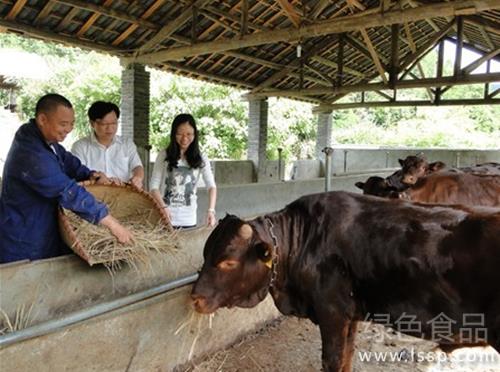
[276,0,301,27]
[248,72,500,98]
[128,0,500,63]
[138,0,212,53]
[6,0,28,20]
[311,56,365,78]
[360,29,389,84]
[317,98,500,110]
[53,0,159,30]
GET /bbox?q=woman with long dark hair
[150,114,217,228]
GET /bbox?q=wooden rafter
[129,0,500,64]
[276,0,301,27]
[360,29,388,84]
[56,7,80,32]
[439,46,500,96]
[403,22,433,101]
[53,0,158,30]
[399,19,455,75]
[310,0,331,19]
[76,0,114,38]
[34,1,55,25]
[250,37,339,93]
[6,0,28,20]
[311,56,365,78]
[0,17,119,53]
[347,0,366,11]
[249,72,500,98]
[137,0,212,53]
[112,0,165,46]
[318,98,500,110]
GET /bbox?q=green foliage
[149,71,248,159]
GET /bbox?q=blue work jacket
[0,119,108,263]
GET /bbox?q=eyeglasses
[176,132,194,139]
[95,120,118,128]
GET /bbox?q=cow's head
[400,155,428,185]
[355,176,399,198]
[191,214,273,314]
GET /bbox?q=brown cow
[356,172,500,207]
[191,191,500,371]
[400,171,500,207]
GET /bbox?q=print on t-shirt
[164,166,198,207]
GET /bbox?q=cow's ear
[398,158,404,166]
[255,242,272,263]
[238,223,253,240]
[355,182,364,190]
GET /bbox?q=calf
[192,191,500,371]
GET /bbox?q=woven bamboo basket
[59,181,175,266]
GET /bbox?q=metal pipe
[277,148,283,181]
[0,273,198,349]
[322,147,334,192]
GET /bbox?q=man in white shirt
[71,101,144,189]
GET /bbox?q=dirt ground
[181,317,500,372]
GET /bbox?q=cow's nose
[191,293,208,312]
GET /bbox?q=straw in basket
[59,181,178,267]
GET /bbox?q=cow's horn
[239,224,253,240]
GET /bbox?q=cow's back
[407,172,500,206]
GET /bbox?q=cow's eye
[217,260,240,271]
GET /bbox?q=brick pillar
[247,98,268,182]
[120,63,150,167]
[316,111,332,160]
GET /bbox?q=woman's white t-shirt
[150,150,216,227]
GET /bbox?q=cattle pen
[2,147,499,370]
[1,0,500,371]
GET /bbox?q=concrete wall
[205,148,500,185]
[196,171,387,226]
[0,227,279,371]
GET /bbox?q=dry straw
[59,182,179,271]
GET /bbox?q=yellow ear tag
[264,258,273,269]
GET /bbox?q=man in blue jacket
[0,93,133,264]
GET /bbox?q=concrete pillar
[316,111,332,159]
[120,63,150,166]
[247,98,268,181]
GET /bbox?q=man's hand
[90,171,111,185]
[100,215,134,244]
[129,175,143,190]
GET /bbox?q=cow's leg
[341,321,358,372]
[317,311,354,372]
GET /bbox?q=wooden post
[436,40,444,104]
[454,16,464,76]
[390,23,400,88]
[337,33,345,87]
[484,59,491,98]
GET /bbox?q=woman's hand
[206,209,216,227]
